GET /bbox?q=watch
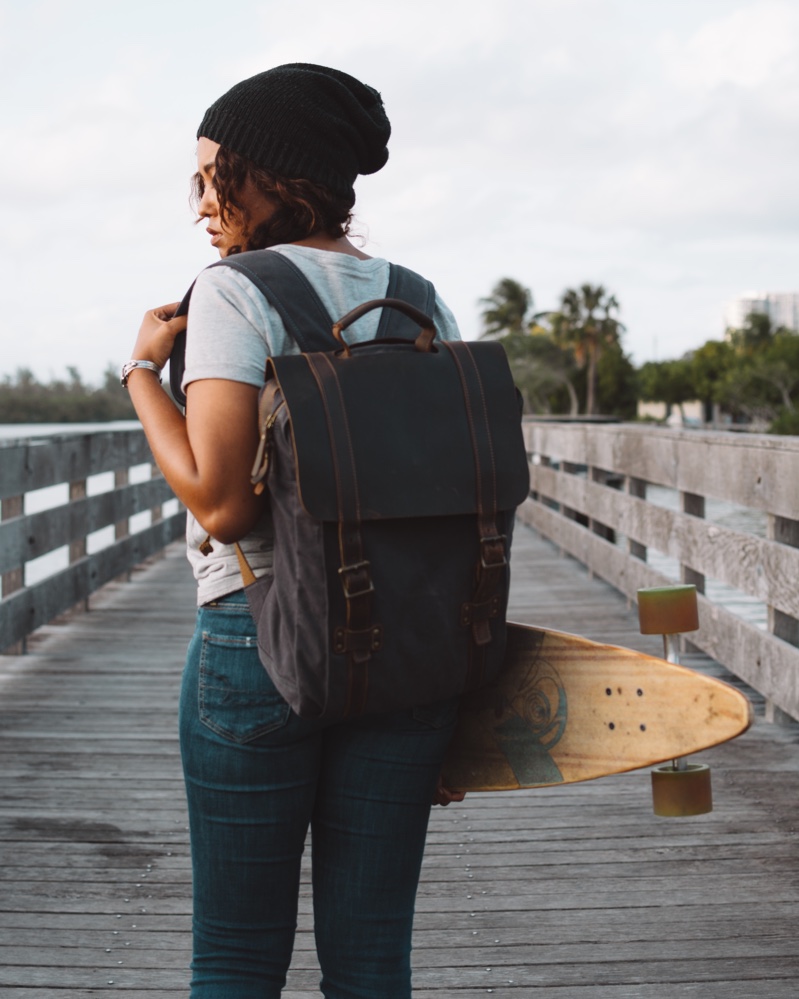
[121,360,162,388]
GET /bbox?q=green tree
[686,340,736,416]
[596,345,638,419]
[479,278,535,338]
[477,278,580,414]
[547,284,624,415]
[716,331,799,427]
[502,332,579,415]
[680,323,799,432]
[638,358,696,421]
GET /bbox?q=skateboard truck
[637,585,713,817]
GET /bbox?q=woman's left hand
[432,774,466,807]
[131,302,187,370]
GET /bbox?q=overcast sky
[3,0,798,383]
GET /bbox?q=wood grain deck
[1,525,798,997]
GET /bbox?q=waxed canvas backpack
[172,250,529,720]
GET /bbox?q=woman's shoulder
[192,245,461,343]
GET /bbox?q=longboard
[442,622,753,792]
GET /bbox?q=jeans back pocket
[199,632,292,743]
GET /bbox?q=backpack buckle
[479,535,508,569]
[338,560,375,599]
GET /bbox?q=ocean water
[0,420,141,441]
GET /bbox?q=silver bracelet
[121,360,162,388]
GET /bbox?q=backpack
[171,250,529,720]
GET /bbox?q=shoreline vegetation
[0,366,138,424]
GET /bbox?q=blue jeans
[179,591,458,998]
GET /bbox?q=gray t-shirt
[182,243,462,605]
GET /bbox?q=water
[0,420,141,441]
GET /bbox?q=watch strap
[121,360,162,388]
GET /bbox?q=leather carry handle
[332,298,436,356]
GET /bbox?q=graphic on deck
[450,628,568,787]
[490,640,567,784]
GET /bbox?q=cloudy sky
[4,0,798,383]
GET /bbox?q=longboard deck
[442,622,753,792]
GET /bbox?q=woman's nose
[198,186,218,218]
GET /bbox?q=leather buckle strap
[303,352,382,717]
[338,560,375,599]
[479,534,508,570]
[443,340,507,672]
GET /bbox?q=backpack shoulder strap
[375,264,436,339]
[168,253,437,406]
[168,250,336,406]
[211,250,336,353]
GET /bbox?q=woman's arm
[127,305,264,544]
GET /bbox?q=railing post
[535,455,565,557]
[584,466,615,582]
[680,491,705,655]
[68,480,87,563]
[114,469,130,540]
[625,476,647,610]
[69,479,89,611]
[766,513,799,725]
[1,495,25,654]
[69,479,89,610]
[556,458,579,567]
[114,469,131,581]
[680,491,705,592]
[626,477,647,561]
[561,461,580,523]
[150,463,165,561]
[589,467,615,542]
[150,463,163,524]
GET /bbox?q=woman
[124,64,464,998]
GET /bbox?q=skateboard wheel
[651,762,712,816]
[637,585,699,635]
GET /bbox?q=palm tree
[478,277,581,414]
[548,284,624,415]
[479,278,534,338]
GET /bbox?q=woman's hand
[131,302,187,369]
[432,774,466,807]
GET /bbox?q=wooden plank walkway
[1,525,798,997]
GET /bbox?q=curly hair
[191,145,354,253]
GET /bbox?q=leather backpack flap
[268,339,529,522]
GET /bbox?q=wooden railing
[0,429,184,653]
[519,421,799,723]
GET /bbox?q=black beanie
[197,63,390,200]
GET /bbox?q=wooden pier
[1,524,798,997]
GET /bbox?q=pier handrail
[520,420,799,723]
[5,421,798,722]
[0,428,184,653]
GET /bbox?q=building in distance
[724,292,799,332]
